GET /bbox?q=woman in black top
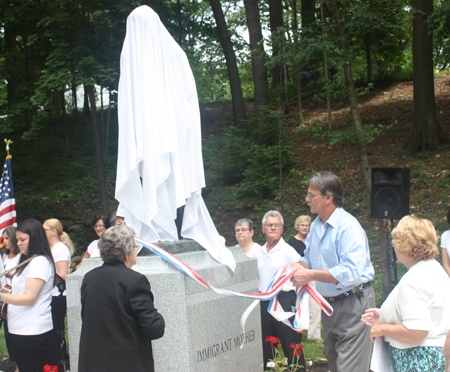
[287,215,311,256]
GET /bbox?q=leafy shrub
[305,120,397,147]
[203,108,296,199]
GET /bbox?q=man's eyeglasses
[307,192,321,199]
[264,224,281,229]
[235,228,250,233]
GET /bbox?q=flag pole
[0,139,17,243]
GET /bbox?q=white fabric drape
[115,5,235,271]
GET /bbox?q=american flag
[0,156,17,235]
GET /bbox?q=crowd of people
[235,171,450,372]
[2,169,450,372]
[0,211,165,372]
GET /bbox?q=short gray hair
[262,210,284,226]
[99,225,136,264]
[235,218,254,231]
[309,171,344,208]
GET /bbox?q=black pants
[48,295,68,366]
[9,330,51,372]
[260,291,306,371]
[4,320,17,362]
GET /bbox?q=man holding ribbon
[259,210,305,371]
[291,171,375,372]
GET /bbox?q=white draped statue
[115,5,236,271]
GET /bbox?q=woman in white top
[441,208,450,277]
[1,225,21,372]
[43,218,74,366]
[75,214,109,270]
[362,216,450,371]
[2,226,21,284]
[1,219,56,372]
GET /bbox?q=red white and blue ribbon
[136,237,333,340]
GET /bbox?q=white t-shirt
[236,242,263,258]
[258,238,300,292]
[380,259,450,349]
[441,230,450,259]
[245,243,262,258]
[8,256,54,335]
[51,242,71,296]
[2,253,21,285]
[87,239,100,258]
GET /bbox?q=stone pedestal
[67,242,263,372]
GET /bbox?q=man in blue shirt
[291,171,375,372]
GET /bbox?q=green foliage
[203,107,295,199]
[305,120,398,147]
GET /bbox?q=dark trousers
[9,330,51,372]
[260,291,306,371]
[3,320,17,362]
[48,295,68,366]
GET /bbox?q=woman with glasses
[76,215,110,270]
[235,218,261,258]
[43,218,74,366]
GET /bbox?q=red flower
[265,336,280,344]
[43,365,58,372]
[290,343,304,355]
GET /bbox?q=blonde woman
[287,215,311,256]
[43,218,74,366]
[362,216,450,371]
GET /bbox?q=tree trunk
[320,0,332,130]
[302,0,317,76]
[365,33,372,84]
[104,88,111,158]
[71,81,79,137]
[301,0,316,26]
[243,0,270,119]
[60,90,69,158]
[209,0,246,126]
[405,0,449,153]
[86,85,109,215]
[269,0,284,87]
[327,0,371,194]
[291,0,303,124]
[83,85,90,123]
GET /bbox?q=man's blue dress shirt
[299,207,374,297]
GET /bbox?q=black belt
[324,281,371,303]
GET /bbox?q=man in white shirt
[235,218,261,258]
[259,210,305,371]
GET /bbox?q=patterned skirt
[388,345,445,372]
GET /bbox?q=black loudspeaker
[370,167,410,219]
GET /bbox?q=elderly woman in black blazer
[78,225,165,372]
